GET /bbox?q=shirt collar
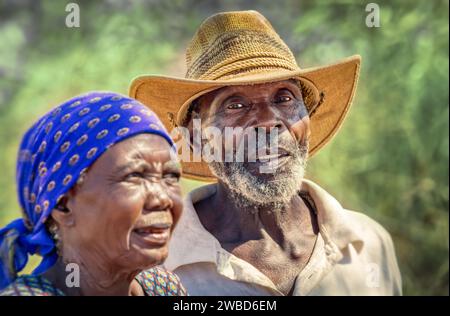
[299,179,364,254]
[165,179,364,271]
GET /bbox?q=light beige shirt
[165,179,402,296]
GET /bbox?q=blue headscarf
[0,91,175,288]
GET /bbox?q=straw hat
[129,10,361,182]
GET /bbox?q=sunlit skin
[42,134,183,296]
[190,80,319,295]
[189,80,311,169]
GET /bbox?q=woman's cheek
[111,182,146,219]
[117,180,147,199]
[168,186,183,227]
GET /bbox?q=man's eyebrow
[276,87,294,92]
[207,93,241,116]
[221,94,244,104]
[216,92,251,109]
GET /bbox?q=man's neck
[195,180,318,249]
[194,180,320,295]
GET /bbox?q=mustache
[236,130,301,161]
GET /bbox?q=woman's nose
[143,183,173,212]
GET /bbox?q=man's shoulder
[341,209,402,294]
[341,208,401,282]
[343,209,394,247]
[300,179,395,249]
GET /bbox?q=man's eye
[275,96,292,103]
[227,103,246,110]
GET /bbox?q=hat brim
[129,55,361,182]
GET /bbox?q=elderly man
[130,10,402,296]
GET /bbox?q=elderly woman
[0,92,186,296]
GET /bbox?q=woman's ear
[51,195,75,227]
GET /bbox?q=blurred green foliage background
[0,0,448,295]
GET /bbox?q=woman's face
[57,133,182,271]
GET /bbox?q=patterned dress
[0,266,187,296]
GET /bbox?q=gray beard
[209,137,309,212]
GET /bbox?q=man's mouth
[245,146,291,161]
[256,152,290,163]
[237,150,292,176]
[132,222,172,246]
[254,147,292,167]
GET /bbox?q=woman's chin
[118,231,171,269]
[130,244,169,268]
[145,248,168,267]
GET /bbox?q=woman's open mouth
[132,223,172,246]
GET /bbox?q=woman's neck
[42,255,142,296]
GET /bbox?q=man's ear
[51,195,75,227]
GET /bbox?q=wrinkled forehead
[193,79,302,113]
[94,133,178,169]
[210,79,300,99]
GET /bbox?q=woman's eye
[164,173,181,183]
[227,103,246,110]
[125,172,144,179]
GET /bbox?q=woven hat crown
[185,10,300,81]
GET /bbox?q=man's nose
[250,101,283,132]
[143,183,173,212]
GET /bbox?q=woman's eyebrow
[163,160,181,171]
[113,160,147,174]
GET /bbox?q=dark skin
[42,134,183,296]
[191,80,319,295]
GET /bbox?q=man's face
[193,80,311,207]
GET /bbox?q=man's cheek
[302,117,311,142]
[290,117,311,143]
[299,103,309,119]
